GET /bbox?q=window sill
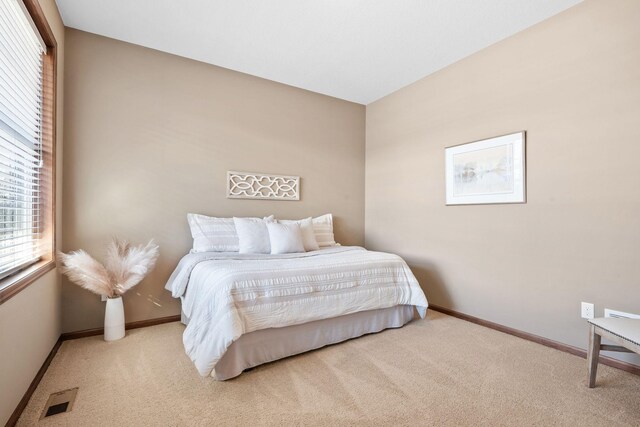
[0,259,56,305]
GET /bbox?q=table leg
[587,324,601,388]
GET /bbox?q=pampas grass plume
[59,238,159,298]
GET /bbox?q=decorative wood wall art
[227,171,300,201]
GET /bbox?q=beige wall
[366,0,640,365]
[62,29,365,332]
[0,0,65,424]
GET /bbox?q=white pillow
[278,217,319,251]
[267,222,305,254]
[234,216,275,254]
[187,214,239,252]
[312,214,337,247]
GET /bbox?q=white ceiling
[55,0,582,105]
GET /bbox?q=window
[0,0,56,303]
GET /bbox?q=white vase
[104,295,125,341]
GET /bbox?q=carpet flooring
[17,311,640,426]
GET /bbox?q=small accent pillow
[234,216,275,254]
[187,214,239,252]
[267,222,305,254]
[278,217,320,251]
[312,214,337,247]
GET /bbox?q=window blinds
[0,0,46,279]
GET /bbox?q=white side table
[587,317,640,388]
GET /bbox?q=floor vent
[40,388,78,419]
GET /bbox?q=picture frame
[445,131,526,205]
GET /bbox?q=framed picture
[445,131,526,205]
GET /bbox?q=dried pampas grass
[59,238,159,298]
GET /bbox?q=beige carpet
[18,311,640,426]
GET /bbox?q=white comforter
[165,246,428,376]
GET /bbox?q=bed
[165,246,428,379]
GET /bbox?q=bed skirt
[182,305,416,380]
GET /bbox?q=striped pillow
[187,214,238,252]
[312,214,337,247]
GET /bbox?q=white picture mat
[445,132,526,205]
